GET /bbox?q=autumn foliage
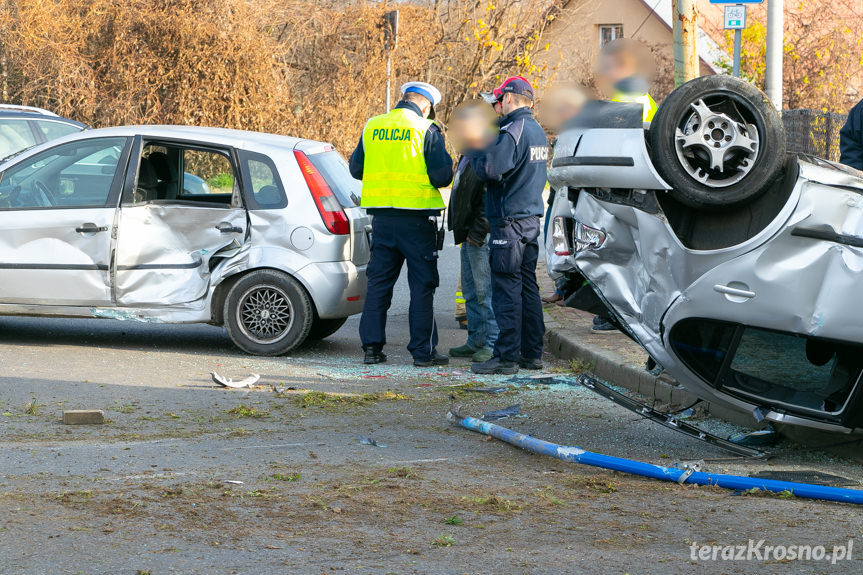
[0,0,567,152]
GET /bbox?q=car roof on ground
[78,125,320,152]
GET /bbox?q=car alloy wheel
[674,96,759,188]
[236,285,294,344]
[647,75,786,210]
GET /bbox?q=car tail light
[552,216,570,256]
[294,150,350,235]
[573,221,607,252]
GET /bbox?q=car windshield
[306,150,360,208]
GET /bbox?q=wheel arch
[210,265,318,326]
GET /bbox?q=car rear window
[0,119,37,159]
[34,120,82,141]
[306,150,360,208]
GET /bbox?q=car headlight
[552,216,570,256]
[573,221,607,252]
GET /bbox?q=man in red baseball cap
[465,75,548,375]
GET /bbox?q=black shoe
[519,357,543,370]
[592,319,617,333]
[472,357,519,375]
[414,351,449,368]
[364,347,387,365]
[592,315,602,326]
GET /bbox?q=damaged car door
[0,137,129,305]
[113,140,247,306]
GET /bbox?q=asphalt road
[1,233,862,574]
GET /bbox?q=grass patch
[461,493,519,513]
[294,390,408,410]
[226,404,269,419]
[24,399,43,416]
[266,472,301,483]
[443,514,463,526]
[388,466,421,479]
[432,533,455,547]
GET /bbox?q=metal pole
[732,28,742,78]
[673,0,699,87]
[765,0,784,109]
[385,52,391,112]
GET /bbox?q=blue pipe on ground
[447,411,863,505]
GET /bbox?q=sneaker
[592,318,618,333]
[449,344,477,358]
[592,315,602,326]
[519,357,543,370]
[363,347,387,365]
[471,348,494,363]
[542,293,563,304]
[414,351,450,368]
[471,357,519,375]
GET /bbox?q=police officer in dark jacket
[466,77,548,375]
[840,98,863,171]
[349,82,454,367]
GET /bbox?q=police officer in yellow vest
[349,82,454,367]
[599,38,658,122]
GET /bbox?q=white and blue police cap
[400,82,442,108]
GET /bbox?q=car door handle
[713,284,756,299]
[216,222,244,234]
[75,223,108,234]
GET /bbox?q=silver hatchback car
[0,126,369,355]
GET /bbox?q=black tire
[648,75,786,210]
[223,269,313,356]
[306,317,348,341]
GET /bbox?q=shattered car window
[725,329,861,414]
[671,319,863,416]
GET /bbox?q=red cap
[493,76,532,100]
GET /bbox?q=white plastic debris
[211,372,261,389]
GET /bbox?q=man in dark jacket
[447,100,499,363]
[840,98,863,171]
[349,82,454,367]
[465,77,548,375]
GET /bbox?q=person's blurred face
[536,85,587,134]
[493,100,503,116]
[449,101,498,152]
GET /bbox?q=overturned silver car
[0,126,369,355]
[548,75,863,434]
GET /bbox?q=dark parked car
[548,75,863,434]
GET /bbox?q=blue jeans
[461,238,498,351]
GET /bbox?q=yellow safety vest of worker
[359,108,445,210]
[612,91,658,122]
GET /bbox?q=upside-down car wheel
[648,75,786,210]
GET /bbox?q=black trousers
[488,216,545,362]
[359,214,440,361]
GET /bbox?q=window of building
[599,24,624,49]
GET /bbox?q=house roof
[635,0,728,72]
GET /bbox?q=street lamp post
[765,0,784,110]
[383,10,399,112]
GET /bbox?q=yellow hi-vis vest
[360,108,445,210]
[612,91,658,122]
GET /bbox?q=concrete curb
[543,311,758,430]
